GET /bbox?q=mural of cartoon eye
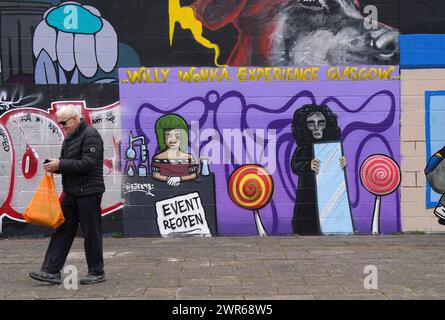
[33,2,118,84]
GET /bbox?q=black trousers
[41,193,104,276]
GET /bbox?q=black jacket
[57,118,105,196]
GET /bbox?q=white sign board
[155,192,211,237]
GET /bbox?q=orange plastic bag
[23,173,65,229]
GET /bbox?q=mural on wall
[6,1,445,237]
[291,104,354,235]
[151,114,214,237]
[33,1,119,84]
[0,85,123,235]
[1,0,401,86]
[360,154,401,234]
[228,164,274,236]
[169,0,225,67]
[172,0,399,66]
[0,1,141,85]
[122,110,218,237]
[120,65,401,236]
[0,1,53,84]
[398,1,445,230]
[424,90,445,225]
[151,114,199,186]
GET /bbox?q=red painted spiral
[228,165,274,210]
[360,155,401,196]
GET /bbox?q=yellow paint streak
[169,0,226,67]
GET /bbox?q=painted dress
[291,143,320,235]
[151,158,198,177]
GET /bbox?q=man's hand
[43,159,60,173]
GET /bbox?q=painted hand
[311,159,320,174]
[166,176,181,187]
[33,2,118,84]
[340,155,347,168]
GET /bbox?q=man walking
[29,105,106,285]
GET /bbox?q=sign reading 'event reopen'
[155,192,211,237]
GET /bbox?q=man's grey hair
[56,104,82,119]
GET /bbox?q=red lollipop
[360,155,401,234]
[228,165,274,236]
[361,155,400,196]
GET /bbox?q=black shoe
[29,271,61,285]
[80,273,106,285]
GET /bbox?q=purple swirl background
[119,67,400,235]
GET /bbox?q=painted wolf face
[191,0,399,66]
[270,0,399,65]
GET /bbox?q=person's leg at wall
[29,195,79,285]
[77,194,106,285]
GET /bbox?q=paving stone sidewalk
[0,235,444,300]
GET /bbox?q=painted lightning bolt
[169,0,226,67]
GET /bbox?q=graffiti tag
[106,111,115,124]
[0,128,10,152]
[122,183,155,196]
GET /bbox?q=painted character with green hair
[151,114,198,186]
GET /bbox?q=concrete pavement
[0,235,444,300]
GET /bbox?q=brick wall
[401,69,445,232]
[2,1,445,236]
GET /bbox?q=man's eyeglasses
[58,116,74,126]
